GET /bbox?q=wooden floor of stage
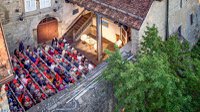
[65,34,115,65]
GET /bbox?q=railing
[65,9,86,33]
[73,14,94,41]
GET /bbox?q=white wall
[139,0,167,41]
[92,17,120,43]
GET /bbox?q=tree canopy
[103,26,200,112]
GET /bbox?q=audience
[7,37,95,111]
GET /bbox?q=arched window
[24,0,37,12]
[40,0,51,9]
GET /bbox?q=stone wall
[139,0,167,41]
[168,0,200,46]
[131,28,140,55]
[0,85,10,112]
[0,0,84,53]
[139,0,200,47]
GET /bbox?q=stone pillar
[96,14,102,62]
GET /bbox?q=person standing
[19,41,24,53]
[52,37,58,46]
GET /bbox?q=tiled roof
[68,0,154,30]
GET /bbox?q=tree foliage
[103,25,200,112]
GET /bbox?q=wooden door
[37,18,58,43]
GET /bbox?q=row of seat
[6,37,95,111]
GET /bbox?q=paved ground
[52,79,114,112]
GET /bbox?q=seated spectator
[44,45,49,52]
[77,53,83,62]
[33,46,37,53]
[50,62,56,71]
[23,95,33,110]
[15,83,24,97]
[65,64,72,71]
[30,54,37,63]
[20,75,28,85]
[63,37,67,43]
[62,50,66,57]
[24,59,31,70]
[48,48,55,56]
[78,64,84,71]
[43,85,54,96]
[88,63,94,71]
[64,53,72,62]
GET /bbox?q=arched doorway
[37,17,58,43]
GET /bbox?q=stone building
[0,0,199,59]
[0,0,199,111]
[140,0,200,45]
[65,0,200,59]
[0,0,84,53]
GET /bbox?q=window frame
[24,0,37,12]
[40,0,52,9]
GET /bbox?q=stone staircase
[64,13,93,41]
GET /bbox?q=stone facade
[139,0,167,41]
[0,0,84,53]
[131,0,200,53]
[0,85,10,112]
[1,0,199,54]
[168,0,200,45]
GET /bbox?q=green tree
[103,26,200,112]
[187,40,200,111]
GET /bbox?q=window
[24,0,37,12]
[40,0,51,9]
[178,26,182,36]
[190,14,194,25]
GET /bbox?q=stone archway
[37,17,58,43]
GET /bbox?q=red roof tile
[68,0,154,30]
